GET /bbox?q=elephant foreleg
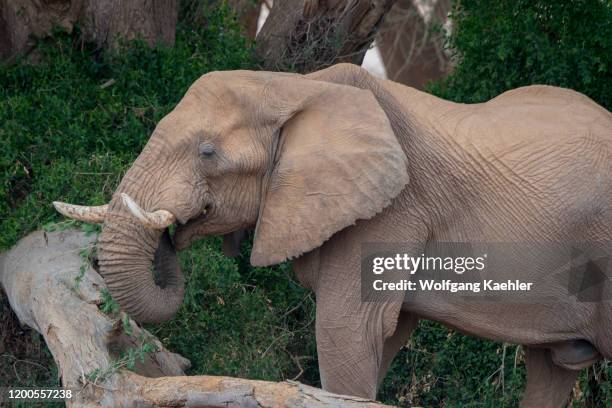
[315,294,404,399]
[520,347,580,408]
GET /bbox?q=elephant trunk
[97,201,185,324]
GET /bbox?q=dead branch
[0,229,395,407]
[256,0,397,73]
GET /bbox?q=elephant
[54,63,612,407]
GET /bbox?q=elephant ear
[250,76,409,267]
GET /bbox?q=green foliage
[99,289,121,315]
[428,0,612,110]
[379,321,525,406]
[380,323,611,407]
[150,236,318,383]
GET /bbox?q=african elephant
[54,63,612,407]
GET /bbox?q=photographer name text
[373,279,533,292]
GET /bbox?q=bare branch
[0,230,395,407]
[256,0,397,73]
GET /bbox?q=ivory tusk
[52,202,108,223]
[120,193,176,229]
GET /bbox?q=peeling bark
[93,373,397,407]
[0,230,395,407]
[256,0,397,73]
[0,0,178,62]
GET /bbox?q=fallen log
[0,229,395,407]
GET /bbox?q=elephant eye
[198,142,215,157]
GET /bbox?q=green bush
[152,236,319,383]
[379,321,526,407]
[428,0,612,110]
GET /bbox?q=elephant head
[54,68,409,323]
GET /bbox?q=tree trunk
[0,0,178,62]
[256,0,397,73]
[0,229,396,408]
[81,0,178,50]
[377,0,451,89]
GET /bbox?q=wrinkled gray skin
[93,64,611,407]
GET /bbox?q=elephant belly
[405,297,597,346]
[399,242,610,348]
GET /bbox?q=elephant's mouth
[172,205,212,251]
[112,191,216,254]
[173,219,206,251]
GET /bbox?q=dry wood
[0,229,395,407]
[256,0,396,73]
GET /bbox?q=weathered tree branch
[0,229,395,407]
[256,0,397,73]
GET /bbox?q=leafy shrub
[379,322,525,407]
[428,0,612,110]
[152,236,318,383]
